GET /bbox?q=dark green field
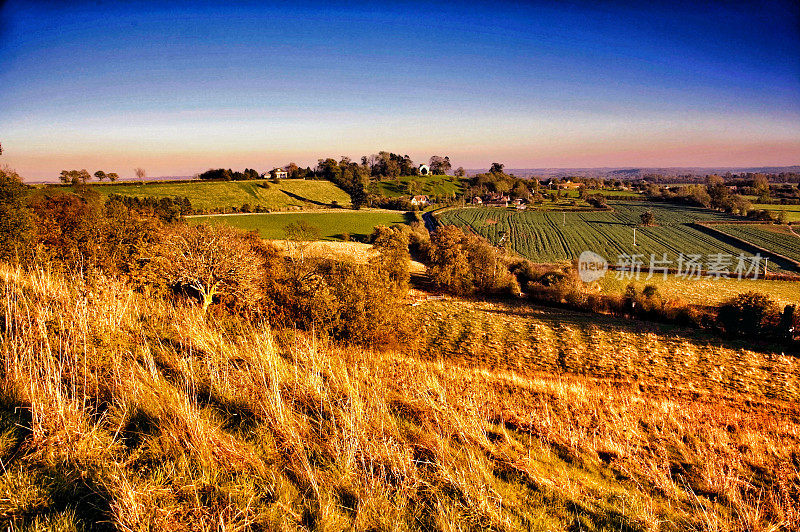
[436,202,798,271]
[713,224,800,262]
[64,179,352,210]
[188,210,411,240]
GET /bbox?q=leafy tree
[135,167,146,183]
[59,169,91,185]
[0,167,32,261]
[717,292,779,338]
[454,167,466,177]
[370,225,410,294]
[30,190,104,270]
[107,172,119,182]
[94,170,107,182]
[639,210,654,226]
[489,162,504,175]
[753,174,770,202]
[429,155,452,175]
[286,162,300,179]
[428,225,472,294]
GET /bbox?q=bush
[427,225,518,296]
[0,167,33,261]
[717,292,779,338]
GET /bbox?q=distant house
[484,194,509,207]
[471,196,483,205]
[418,164,430,176]
[411,195,430,207]
[269,168,288,179]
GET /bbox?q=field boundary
[692,222,800,272]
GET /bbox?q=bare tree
[157,224,261,312]
[135,167,146,184]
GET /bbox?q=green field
[436,202,800,271]
[374,175,466,198]
[188,210,410,240]
[66,179,352,210]
[752,203,800,222]
[712,223,800,262]
[547,187,642,199]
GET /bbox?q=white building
[269,168,288,179]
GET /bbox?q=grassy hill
[0,266,796,531]
[375,175,466,198]
[188,210,411,240]
[63,179,352,210]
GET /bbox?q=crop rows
[437,202,781,268]
[713,224,800,263]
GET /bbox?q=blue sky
[1,0,799,178]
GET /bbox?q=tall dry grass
[0,264,797,531]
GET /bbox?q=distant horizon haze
[1,1,799,180]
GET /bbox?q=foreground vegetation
[1,267,798,531]
[1,166,798,530]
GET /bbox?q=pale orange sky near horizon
[3,2,799,181]
[5,139,799,181]
[5,113,800,180]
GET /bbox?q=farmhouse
[471,196,483,205]
[411,195,430,207]
[484,194,509,207]
[269,168,288,179]
[418,164,430,176]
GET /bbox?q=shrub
[0,167,33,261]
[716,292,779,338]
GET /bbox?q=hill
[0,266,796,530]
[62,179,352,211]
[374,175,466,198]
[469,166,800,179]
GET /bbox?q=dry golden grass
[0,265,797,531]
[269,240,427,274]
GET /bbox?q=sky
[1,0,799,180]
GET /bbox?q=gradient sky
[1,0,799,179]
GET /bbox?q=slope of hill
[375,175,466,198]
[0,266,797,531]
[62,179,352,210]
